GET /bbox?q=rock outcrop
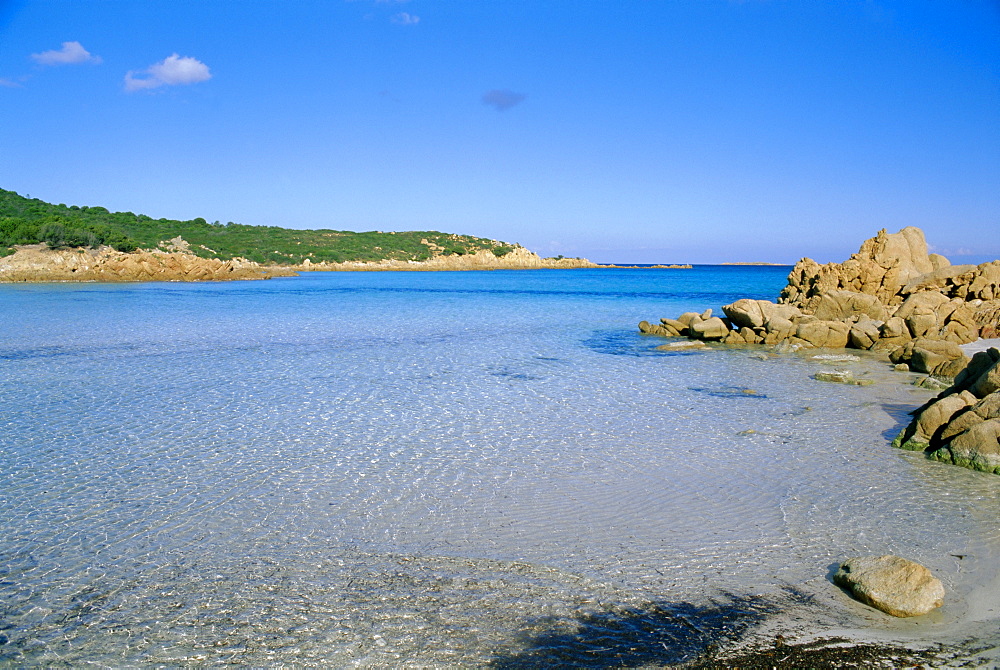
[0,245,296,282]
[0,241,599,282]
[290,246,600,271]
[894,347,1000,473]
[833,555,945,617]
[640,227,1000,378]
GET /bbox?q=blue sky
[1,0,997,264]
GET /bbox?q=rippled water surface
[2,267,999,666]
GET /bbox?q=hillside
[0,189,519,265]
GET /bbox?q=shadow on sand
[490,591,794,669]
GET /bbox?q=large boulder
[804,290,887,322]
[794,320,850,348]
[971,358,1000,398]
[690,316,731,341]
[897,390,977,450]
[833,555,945,617]
[932,419,1000,473]
[889,339,968,377]
[940,393,1000,442]
[721,299,800,330]
[848,316,882,350]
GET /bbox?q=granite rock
[834,555,945,617]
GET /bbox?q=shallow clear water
[2,267,999,666]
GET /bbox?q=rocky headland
[288,245,600,271]
[0,244,297,282]
[0,241,602,282]
[640,226,1000,474]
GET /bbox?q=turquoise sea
[2,266,999,666]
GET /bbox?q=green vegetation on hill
[0,188,516,264]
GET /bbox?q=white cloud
[125,53,212,92]
[482,89,526,111]
[31,41,102,66]
[0,78,23,88]
[391,12,420,24]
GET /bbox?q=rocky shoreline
[286,246,601,271]
[0,243,610,282]
[640,226,1000,475]
[0,244,297,282]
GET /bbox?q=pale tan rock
[690,316,730,341]
[848,317,881,350]
[934,356,973,379]
[764,316,796,341]
[929,253,951,270]
[915,391,977,444]
[968,262,1000,301]
[953,349,1000,391]
[676,312,703,329]
[939,418,1000,473]
[806,290,886,322]
[722,298,769,329]
[660,317,688,333]
[880,316,910,340]
[722,298,800,330]
[739,326,762,344]
[895,291,950,321]
[890,339,965,373]
[941,303,980,344]
[939,394,1000,442]
[972,359,1000,398]
[0,245,294,282]
[795,320,850,348]
[902,265,977,295]
[834,555,944,617]
[638,321,671,336]
[905,310,939,339]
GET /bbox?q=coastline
[0,243,707,281]
[0,244,610,281]
[0,244,296,282]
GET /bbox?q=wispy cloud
[482,89,526,111]
[391,12,420,25]
[125,54,212,92]
[0,78,23,88]
[31,41,102,66]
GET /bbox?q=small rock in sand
[834,555,944,617]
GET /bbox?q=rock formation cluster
[0,244,296,282]
[894,347,1000,473]
[640,227,1000,475]
[640,227,1000,379]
